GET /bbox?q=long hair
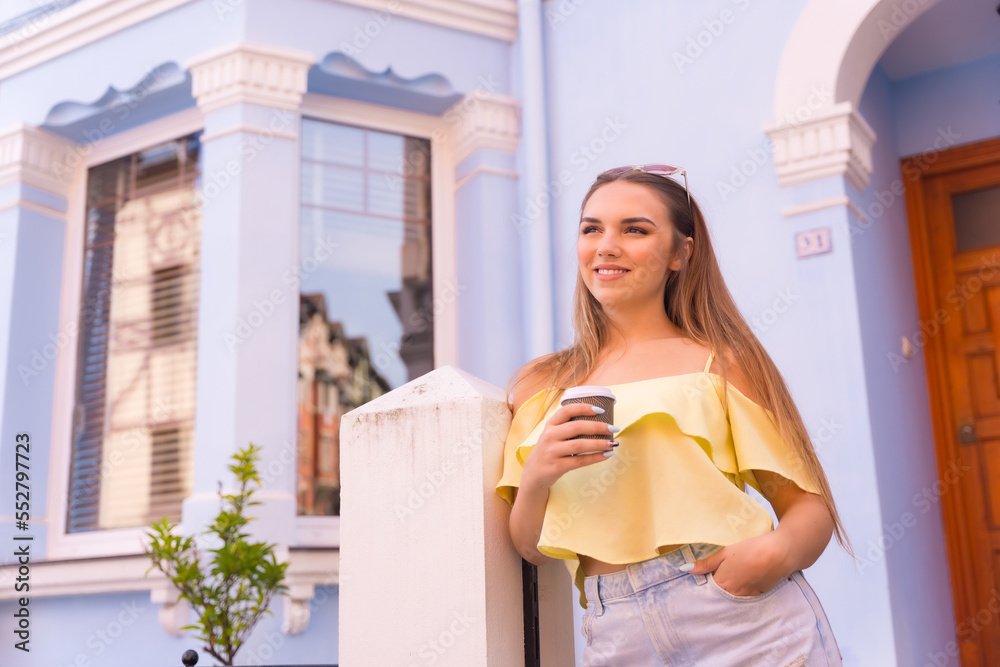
[506,168,852,555]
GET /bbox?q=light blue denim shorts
[581,543,843,666]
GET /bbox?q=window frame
[293,95,458,544]
[47,97,459,557]
[46,107,205,559]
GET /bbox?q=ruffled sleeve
[495,389,553,507]
[723,383,822,496]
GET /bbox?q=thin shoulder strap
[703,348,715,374]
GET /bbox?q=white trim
[331,0,518,42]
[0,0,196,80]
[0,0,517,82]
[186,42,315,114]
[300,93,459,372]
[782,195,868,224]
[0,197,65,219]
[294,515,340,547]
[764,101,876,192]
[0,547,338,635]
[766,0,944,190]
[45,109,204,561]
[77,106,203,166]
[0,124,78,196]
[454,164,518,190]
[200,125,299,143]
[445,92,521,165]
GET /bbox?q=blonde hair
[506,169,852,555]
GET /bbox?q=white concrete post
[340,365,542,666]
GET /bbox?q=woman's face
[577,180,690,310]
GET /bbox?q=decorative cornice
[332,0,518,42]
[0,548,338,635]
[0,0,196,81]
[186,42,315,113]
[0,0,516,82]
[443,92,520,165]
[764,102,876,192]
[0,124,79,197]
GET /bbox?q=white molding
[0,0,517,82]
[0,548,338,633]
[300,93,460,372]
[0,197,66,219]
[294,515,340,548]
[281,548,340,634]
[444,92,521,165]
[331,0,518,42]
[200,125,298,143]
[766,0,943,190]
[454,164,518,191]
[0,0,196,81]
[764,102,876,192]
[781,195,868,224]
[44,109,204,562]
[187,42,315,113]
[80,106,204,166]
[0,124,78,197]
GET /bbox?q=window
[297,119,433,516]
[66,133,202,533]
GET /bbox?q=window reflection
[297,120,433,516]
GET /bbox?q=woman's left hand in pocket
[682,532,793,597]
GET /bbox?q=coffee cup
[560,385,617,455]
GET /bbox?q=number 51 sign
[796,227,833,258]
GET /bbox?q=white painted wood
[340,365,525,666]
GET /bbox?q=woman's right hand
[520,402,619,491]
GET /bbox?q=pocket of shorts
[581,605,595,644]
[706,571,787,602]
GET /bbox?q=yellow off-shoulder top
[495,350,822,609]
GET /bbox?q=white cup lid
[560,385,616,403]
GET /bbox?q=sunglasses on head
[601,164,692,215]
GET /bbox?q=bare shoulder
[510,355,556,413]
[709,346,760,402]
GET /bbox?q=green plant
[145,443,289,666]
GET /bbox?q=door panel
[904,136,1000,666]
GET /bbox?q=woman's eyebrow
[580,216,657,227]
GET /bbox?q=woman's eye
[581,225,599,234]
[626,226,647,234]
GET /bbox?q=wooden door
[904,136,1000,666]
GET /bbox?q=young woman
[496,165,848,665]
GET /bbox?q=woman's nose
[597,231,621,257]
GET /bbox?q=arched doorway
[770,0,1000,663]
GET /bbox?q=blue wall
[0,585,339,666]
[851,63,957,666]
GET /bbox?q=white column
[182,42,314,545]
[0,124,77,556]
[339,366,523,666]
